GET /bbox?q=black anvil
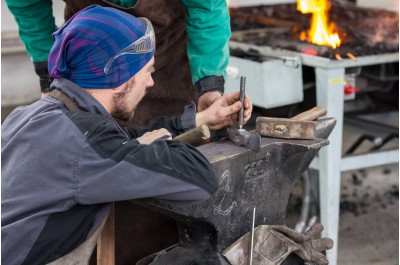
[137,118,336,265]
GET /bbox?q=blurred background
[1,1,398,264]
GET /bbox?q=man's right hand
[137,128,172,145]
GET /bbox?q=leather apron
[63,1,193,264]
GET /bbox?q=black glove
[33,61,53,93]
[194,75,225,98]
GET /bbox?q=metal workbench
[229,40,399,265]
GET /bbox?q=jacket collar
[50,78,113,120]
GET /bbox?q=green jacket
[5,0,230,83]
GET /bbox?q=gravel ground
[286,164,398,265]
[286,130,398,265]
[337,164,399,265]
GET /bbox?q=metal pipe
[345,134,383,155]
[248,207,256,265]
[370,133,399,151]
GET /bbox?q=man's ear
[113,76,135,95]
[112,82,128,95]
[112,85,123,94]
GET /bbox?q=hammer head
[256,117,316,139]
[227,128,261,153]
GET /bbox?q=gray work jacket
[1,78,218,265]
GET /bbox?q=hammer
[173,124,211,147]
[256,106,327,139]
[227,76,261,153]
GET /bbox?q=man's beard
[110,82,135,123]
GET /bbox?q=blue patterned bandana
[48,4,155,89]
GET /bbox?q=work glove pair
[33,61,53,93]
[222,223,334,265]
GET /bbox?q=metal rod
[346,52,357,61]
[239,76,246,129]
[248,207,256,265]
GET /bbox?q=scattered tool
[173,124,210,146]
[256,106,327,139]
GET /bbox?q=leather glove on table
[33,61,53,93]
[271,223,333,264]
[222,223,333,265]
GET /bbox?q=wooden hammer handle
[291,106,327,121]
[173,124,211,146]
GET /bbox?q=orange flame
[297,0,341,49]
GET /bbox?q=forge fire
[297,0,341,49]
[229,0,399,59]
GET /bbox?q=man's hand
[197,91,222,112]
[196,92,253,130]
[137,128,172,145]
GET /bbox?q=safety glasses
[104,17,155,74]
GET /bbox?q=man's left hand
[197,91,223,112]
[196,92,253,131]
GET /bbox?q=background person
[4,0,231,122]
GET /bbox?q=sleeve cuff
[181,102,197,131]
[194,76,225,98]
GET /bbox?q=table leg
[97,204,115,265]
[314,67,345,265]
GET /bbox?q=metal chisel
[239,76,246,129]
